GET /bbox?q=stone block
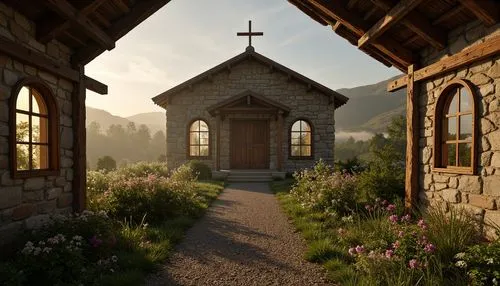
[470,73,492,85]
[483,176,500,196]
[492,153,500,168]
[449,177,459,188]
[39,71,58,85]
[482,152,493,166]
[433,174,450,183]
[458,176,482,194]
[57,193,72,208]
[484,211,500,239]
[3,69,19,85]
[24,214,50,229]
[9,21,27,42]
[37,200,56,214]
[489,132,500,151]
[435,183,448,191]
[469,194,496,210]
[0,186,22,209]
[0,101,7,122]
[24,177,45,190]
[60,127,73,149]
[481,118,495,134]
[46,188,62,200]
[55,177,66,187]
[23,190,43,202]
[488,62,500,79]
[482,137,491,152]
[11,203,36,220]
[442,189,460,203]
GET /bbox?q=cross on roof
[237,20,263,47]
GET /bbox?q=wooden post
[405,64,419,210]
[72,65,86,213]
[215,112,221,171]
[276,111,284,171]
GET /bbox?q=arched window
[290,119,313,158]
[11,78,59,177]
[433,79,476,174]
[188,119,209,157]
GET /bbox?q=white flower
[455,260,467,268]
[111,255,118,263]
[454,252,466,259]
[73,235,83,241]
[42,247,52,254]
[33,247,41,256]
[486,258,494,265]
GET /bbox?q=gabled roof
[152,46,349,109]
[207,90,291,117]
[288,0,500,72]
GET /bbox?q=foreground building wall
[419,21,500,236]
[0,4,75,242]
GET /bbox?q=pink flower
[382,200,389,206]
[386,204,396,212]
[89,235,103,248]
[389,215,399,224]
[401,214,411,223]
[424,243,436,253]
[392,240,401,249]
[385,249,394,259]
[418,219,428,230]
[409,259,419,269]
[355,245,365,254]
[365,204,372,211]
[398,231,405,238]
[348,247,357,256]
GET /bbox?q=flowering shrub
[291,160,358,217]
[2,211,119,285]
[454,241,500,285]
[88,163,201,223]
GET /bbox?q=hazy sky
[85,0,401,117]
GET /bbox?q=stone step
[227,176,273,182]
[227,172,273,177]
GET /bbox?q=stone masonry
[418,20,500,237]
[0,3,75,243]
[164,56,336,173]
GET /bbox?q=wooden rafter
[309,0,414,68]
[371,0,447,50]
[74,0,171,64]
[458,0,499,26]
[358,0,424,49]
[347,0,361,10]
[43,0,115,50]
[112,0,130,13]
[37,0,108,43]
[387,33,500,92]
[363,6,379,21]
[432,5,465,26]
[0,36,108,94]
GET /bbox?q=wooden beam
[309,0,414,68]
[388,33,500,92]
[72,64,87,213]
[363,6,379,21]
[43,0,115,50]
[84,76,108,95]
[459,0,500,26]
[74,0,171,64]
[371,0,446,50]
[112,0,130,13]
[347,0,361,10]
[359,0,424,49]
[215,113,221,170]
[37,0,108,43]
[432,5,465,26]
[276,111,284,171]
[405,64,419,210]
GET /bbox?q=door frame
[229,118,270,169]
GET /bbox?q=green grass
[100,181,225,285]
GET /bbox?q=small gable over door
[207,90,290,116]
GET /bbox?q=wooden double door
[230,120,269,169]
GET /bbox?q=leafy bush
[291,160,358,218]
[114,161,169,178]
[187,160,212,180]
[454,240,500,285]
[97,155,117,172]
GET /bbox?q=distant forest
[87,121,166,170]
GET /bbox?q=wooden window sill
[432,167,474,175]
[12,169,60,179]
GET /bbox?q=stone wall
[418,20,500,236]
[165,57,335,172]
[0,3,75,243]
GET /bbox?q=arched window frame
[10,77,60,178]
[433,79,477,175]
[186,118,211,159]
[289,118,314,160]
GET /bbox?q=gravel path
[146,183,330,286]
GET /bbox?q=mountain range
[86,76,406,136]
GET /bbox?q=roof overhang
[207,90,291,117]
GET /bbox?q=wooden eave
[207,90,292,117]
[288,0,500,72]
[152,47,349,109]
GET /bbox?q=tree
[96,155,116,172]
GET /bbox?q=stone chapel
[153,38,348,174]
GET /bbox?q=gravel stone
[146,183,330,286]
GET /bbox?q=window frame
[433,79,477,175]
[289,118,314,160]
[186,118,211,159]
[10,77,60,179]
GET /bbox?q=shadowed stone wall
[165,57,336,173]
[0,3,76,243]
[418,20,500,236]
